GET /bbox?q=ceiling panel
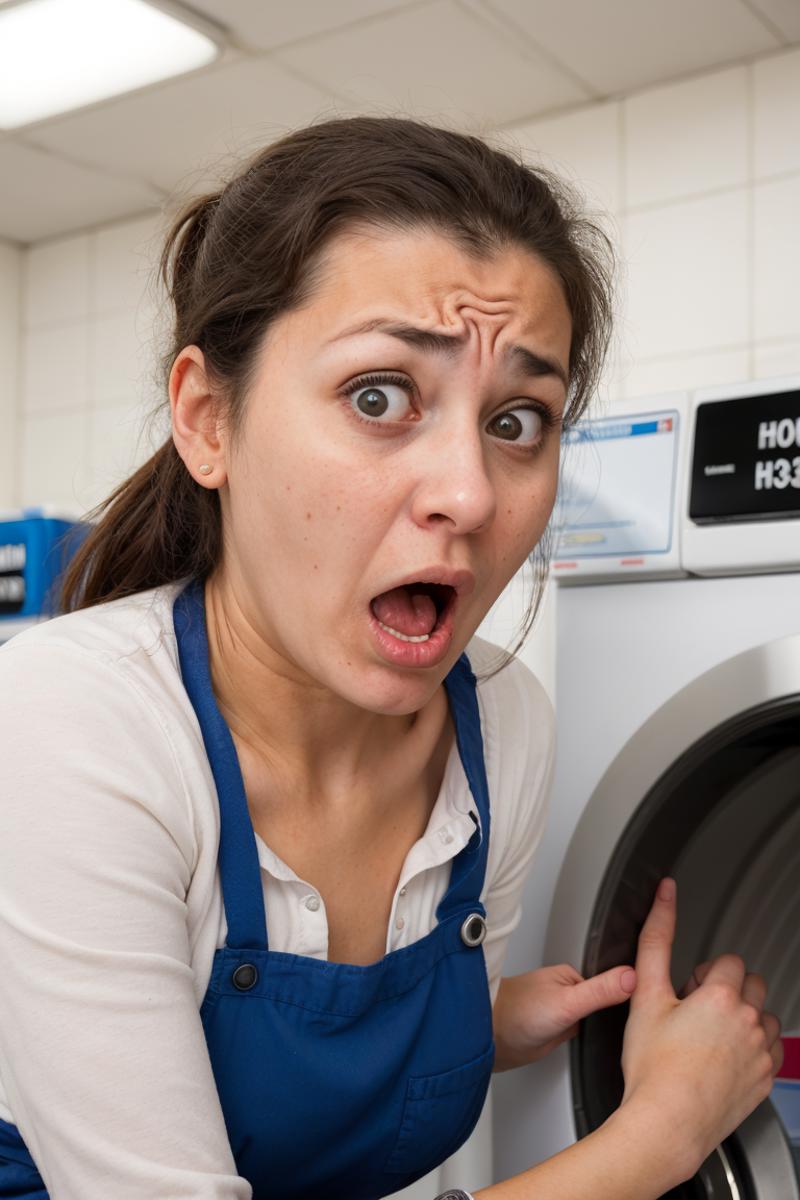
[276,0,589,130]
[0,142,161,242]
[183,0,420,51]
[23,57,338,194]
[746,0,800,40]
[484,0,781,94]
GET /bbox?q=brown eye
[489,407,544,446]
[356,387,390,417]
[347,379,413,423]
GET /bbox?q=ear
[169,345,228,488]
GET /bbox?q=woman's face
[220,226,571,714]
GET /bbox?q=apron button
[460,913,487,947]
[232,963,258,991]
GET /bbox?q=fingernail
[621,969,636,993]
[659,878,675,901]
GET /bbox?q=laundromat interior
[1,2,800,1198]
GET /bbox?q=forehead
[295,226,572,356]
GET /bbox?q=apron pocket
[384,1042,495,1178]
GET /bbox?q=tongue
[371,586,437,637]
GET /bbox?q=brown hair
[60,115,614,665]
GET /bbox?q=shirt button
[399,886,407,897]
[304,894,321,912]
[395,916,405,930]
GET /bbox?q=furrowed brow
[330,318,568,388]
[507,344,569,390]
[330,319,463,356]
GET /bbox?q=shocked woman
[0,117,781,1200]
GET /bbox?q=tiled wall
[0,240,21,511]
[2,45,799,692]
[505,45,800,405]
[13,214,168,514]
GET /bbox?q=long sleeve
[0,643,251,1200]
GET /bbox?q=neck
[201,572,445,806]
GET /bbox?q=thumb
[564,965,637,1023]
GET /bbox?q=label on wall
[690,389,800,523]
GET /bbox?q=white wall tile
[753,47,800,178]
[86,401,158,511]
[502,101,622,215]
[754,340,800,381]
[22,323,89,415]
[19,409,91,512]
[624,66,748,208]
[90,312,160,410]
[754,174,800,341]
[623,190,749,359]
[0,242,21,510]
[620,347,750,400]
[24,233,90,329]
[92,213,164,315]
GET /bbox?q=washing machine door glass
[571,694,800,1200]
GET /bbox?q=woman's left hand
[492,962,637,1071]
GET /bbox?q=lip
[367,586,459,669]
[375,566,476,598]
[366,567,472,670]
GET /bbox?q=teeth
[377,620,431,643]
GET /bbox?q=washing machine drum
[573,696,800,1199]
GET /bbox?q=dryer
[492,376,800,1199]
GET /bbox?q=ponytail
[60,439,220,611]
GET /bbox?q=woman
[0,117,782,1200]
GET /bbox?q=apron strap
[174,580,492,949]
[437,653,492,921]
[173,579,268,951]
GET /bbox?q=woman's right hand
[619,877,783,1183]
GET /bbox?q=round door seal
[460,913,487,947]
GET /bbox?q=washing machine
[492,375,800,1199]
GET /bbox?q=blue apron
[0,577,495,1199]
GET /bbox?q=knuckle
[742,1003,760,1029]
[707,982,737,1011]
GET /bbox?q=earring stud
[198,463,213,476]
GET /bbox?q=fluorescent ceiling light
[0,0,222,130]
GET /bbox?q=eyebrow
[329,318,569,390]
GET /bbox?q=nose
[410,418,497,535]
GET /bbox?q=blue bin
[0,508,91,623]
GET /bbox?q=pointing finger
[631,878,677,1006]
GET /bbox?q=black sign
[689,389,800,523]
[0,542,25,615]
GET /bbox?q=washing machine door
[547,634,800,1199]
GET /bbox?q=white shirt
[0,581,555,1200]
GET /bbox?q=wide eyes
[351,381,412,422]
[488,408,543,444]
[344,373,550,451]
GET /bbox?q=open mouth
[369,582,456,643]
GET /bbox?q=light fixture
[0,0,224,130]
